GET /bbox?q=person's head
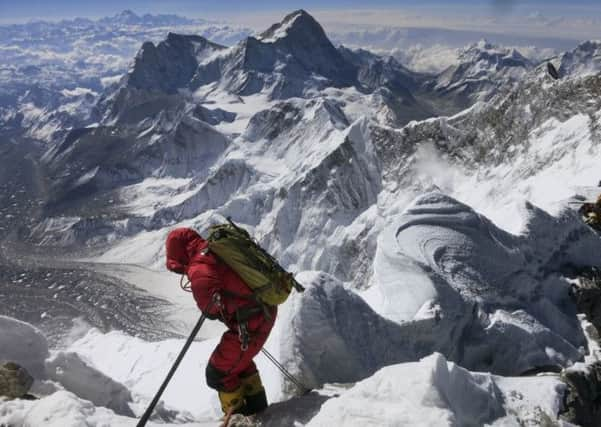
[165,228,203,274]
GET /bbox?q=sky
[1,0,600,22]
[0,0,599,43]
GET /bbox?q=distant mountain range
[2,9,601,284]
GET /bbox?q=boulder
[0,362,34,399]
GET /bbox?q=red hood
[165,228,205,274]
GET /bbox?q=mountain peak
[116,10,139,20]
[123,32,224,94]
[118,9,137,17]
[258,9,324,43]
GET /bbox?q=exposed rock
[570,267,601,333]
[560,267,601,426]
[0,362,34,399]
[561,363,601,426]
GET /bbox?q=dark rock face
[127,33,225,94]
[0,362,34,399]
[561,268,601,426]
[561,363,601,427]
[571,268,601,334]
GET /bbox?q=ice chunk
[45,351,134,416]
[0,316,49,379]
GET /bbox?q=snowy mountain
[0,11,252,144]
[428,40,533,107]
[2,7,601,427]
[17,10,601,287]
[32,10,450,248]
[126,33,226,94]
[557,40,601,78]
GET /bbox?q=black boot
[241,389,268,415]
[239,372,268,415]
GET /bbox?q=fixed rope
[260,348,310,394]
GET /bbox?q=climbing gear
[136,300,213,427]
[213,292,227,320]
[234,307,262,351]
[180,274,192,292]
[206,217,304,306]
[218,386,245,414]
[238,322,249,352]
[260,348,310,394]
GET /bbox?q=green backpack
[206,218,305,306]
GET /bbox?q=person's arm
[189,256,223,319]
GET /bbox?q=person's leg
[206,329,247,414]
[205,311,276,414]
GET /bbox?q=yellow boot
[218,386,245,415]
[239,372,268,415]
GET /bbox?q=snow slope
[0,314,575,427]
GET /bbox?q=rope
[260,348,310,394]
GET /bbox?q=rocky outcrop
[561,267,601,426]
[0,362,34,399]
[561,363,601,427]
[570,267,601,334]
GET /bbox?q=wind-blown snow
[369,193,601,375]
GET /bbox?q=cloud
[312,9,601,44]
[100,75,123,88]
[0,15,251,91]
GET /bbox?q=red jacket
[165,227,264,323]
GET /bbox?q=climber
[165,227,275,420]
[579,194,601,230]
